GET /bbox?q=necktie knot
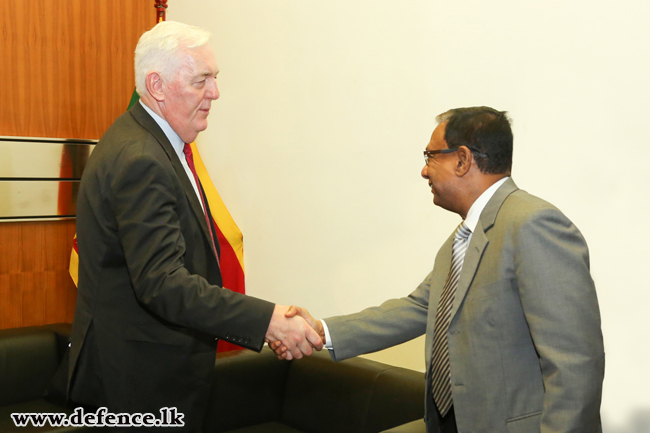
[183,143,193,160]
[454,222,471,241]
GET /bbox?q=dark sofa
[0,323,88,432]
[1,324,426,433]
[204,346,426,432]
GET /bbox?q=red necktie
[183,143,220,266]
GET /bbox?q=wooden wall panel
[0,0,155,139]
[0,220,78,329]
[0,0,156,330]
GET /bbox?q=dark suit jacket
[68,102,275,431]
[326,178,605,432]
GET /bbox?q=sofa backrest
[204,349,292,432]
[0,326,62,406]
[282,352,425,433]
[363,363,425,433]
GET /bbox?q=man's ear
[145,72,165,102]
[455,146,473,176]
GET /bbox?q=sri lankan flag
[188,141,247,353]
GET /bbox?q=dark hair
[437,106,512,175]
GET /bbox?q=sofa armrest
[0,325,68,406]
[41,324,73,407]
[42,323,72,359]
[203,348,291,433]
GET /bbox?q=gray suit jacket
[326,178,604,433]
[69,103,275,431]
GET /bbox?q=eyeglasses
[423,147,488,164]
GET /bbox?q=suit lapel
[450,178,519,321]
[129,103,217,260]
[450,223,488,322]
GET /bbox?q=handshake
[264,305,324,360]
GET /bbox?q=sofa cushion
[0,398,92,433]
[226,421,303,433]
[380,418,427,433]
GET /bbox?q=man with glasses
[273,106,605,433]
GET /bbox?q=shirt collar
[463,176,509,233]
[139,100,185,161]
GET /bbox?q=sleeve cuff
[321,319,333,350]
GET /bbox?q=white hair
[134,21,211,97]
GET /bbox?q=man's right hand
[268,306,325,360]
[265,305,323,361]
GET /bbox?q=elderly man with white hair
[68,21,321,432]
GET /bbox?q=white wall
[169,1,650,430]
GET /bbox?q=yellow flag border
[189,142,245,272]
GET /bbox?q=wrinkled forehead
[176,45,219,78]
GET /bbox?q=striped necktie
[430,222,472,416]
[183,143,220,266]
